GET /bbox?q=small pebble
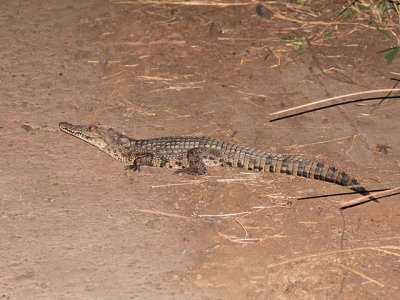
[21,124,34,132]
[256,3,273,18]
[172,274,180,281]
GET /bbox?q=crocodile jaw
[59,122,134,163]
[59,122,112,149]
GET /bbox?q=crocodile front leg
[126,152,154,172]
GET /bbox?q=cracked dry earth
[1,0,400,299]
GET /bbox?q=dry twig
[136,208,193,221]
[340,264,384,287]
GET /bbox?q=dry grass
[263,0,400,62]
[267,245,400,268]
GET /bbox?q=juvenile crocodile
[59,122,368,195]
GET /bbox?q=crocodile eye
[118,136,130,146]
[89,125,95,131]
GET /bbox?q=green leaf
[340,8,355,19]
[323,31,332,38]
[280,34,294,41]
[294,36,306,45]
[384,47,400,64]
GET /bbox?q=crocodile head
[59,122,133,162]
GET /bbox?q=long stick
[339,186,400,209]
[269,89,400,116]
[113,1,256,6]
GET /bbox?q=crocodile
[59,122,368,195]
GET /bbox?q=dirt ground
[1,0,400,299]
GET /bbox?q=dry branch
[338,186,400,209]
[112,0,257,6]
[269,89,400,116]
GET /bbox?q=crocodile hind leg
[178,148,226,175]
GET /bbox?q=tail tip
[350,180,369,196]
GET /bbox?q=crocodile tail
[263,154,369,195]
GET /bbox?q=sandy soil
[1,0,399,299]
